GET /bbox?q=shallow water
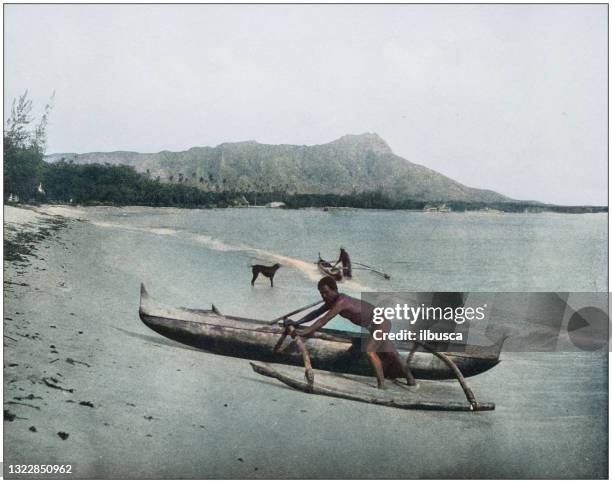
[84,207,607,322]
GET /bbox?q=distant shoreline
[5,200,607,215]
[7,156,605,215]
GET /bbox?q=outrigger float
[138,284,502,411]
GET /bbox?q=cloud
[4,4,607,204]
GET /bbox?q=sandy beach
[3,205,607,479]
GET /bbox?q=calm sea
[85,206,607,323]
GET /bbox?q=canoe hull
[317,257,343,281]
[138,284,502,380]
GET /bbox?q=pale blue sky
[4,4,607,205]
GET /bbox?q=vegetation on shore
[7,159,606,213]
[4,93,606,214]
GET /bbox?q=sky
[4,4,607,205]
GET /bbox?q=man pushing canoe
[284,276,416,389]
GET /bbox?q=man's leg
[366,335,386,389]
[366,351,386,389]
[251,270,258,286]
[384,347,417,386]
[371,320,416,387]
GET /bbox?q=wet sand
[3,205,607,479]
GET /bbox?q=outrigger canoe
[317,255,344,281]
[138,284,504,380]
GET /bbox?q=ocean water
[84,207,607,325]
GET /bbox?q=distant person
[334,247,352,278]
[284,276,416,389]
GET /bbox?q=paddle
[268,300,324,325]
[352,261,391,279]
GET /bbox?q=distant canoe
[317,255,343,281]
[138,284,504,380]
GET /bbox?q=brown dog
[251,263,281,287]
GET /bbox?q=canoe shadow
[113,326,204,353]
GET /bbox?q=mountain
[45,133,511,203]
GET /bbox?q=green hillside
[45,133,510,203]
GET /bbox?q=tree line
[8,158,607,213]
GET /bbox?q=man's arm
[286,304,328,326]
[296,299,344,338]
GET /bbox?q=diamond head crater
[37,133,604,213]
